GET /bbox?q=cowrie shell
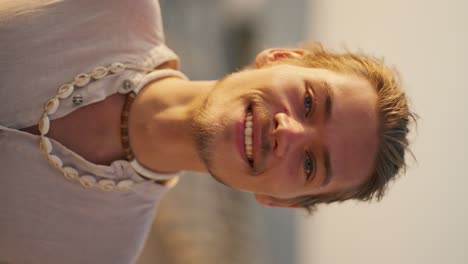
[45,97,59,115]
[39,136,52,154]
[74,73,91,87]
[117,180,134,190]
[57,84,74,99]
[38,115,50,135]
[48,154,63,169]
[79,175,96,188]
[63,167,79,180]
[98,179,116,191]
[109,62,125,73]
[91,66,109,79]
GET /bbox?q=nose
[272,112,308,158]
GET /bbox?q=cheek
[262,161,302,198]
[267,87,301,115]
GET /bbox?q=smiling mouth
[245,105,254,167]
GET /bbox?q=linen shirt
[0,0,183,263]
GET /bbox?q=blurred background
[138,0,468,263]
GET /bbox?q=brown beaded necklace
[120,91,136,161]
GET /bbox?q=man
[0,0,414,263]
[130,45,413,211]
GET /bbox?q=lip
[235,104,264,170]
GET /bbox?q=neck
[128,76,215,173]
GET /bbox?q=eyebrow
[321,148,332,187]
[324,81,334,122]
[321,81,334,187]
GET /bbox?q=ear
[255,48,307,68]
[254,194,301,208]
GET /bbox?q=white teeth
[245,112,253,160]
[245,127,252,136]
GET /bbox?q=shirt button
[123,79,133,90]
[119,79,134,94]
[72,95,83,105]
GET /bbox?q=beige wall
[299,0,468,263]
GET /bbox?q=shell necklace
[37,63,182,191]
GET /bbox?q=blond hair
[274,43,416,213]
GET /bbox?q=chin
[191,102,221,168]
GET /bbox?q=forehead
[311,69,379,190]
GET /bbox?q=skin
[21,48,379,209]
[129,49,380,208]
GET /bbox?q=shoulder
[0,0,163,25]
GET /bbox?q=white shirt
[0,0,183,263]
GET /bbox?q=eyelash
[303,83,315,181]
[304,85,315,117]
[304,92,314,117]
[304,152,314,181]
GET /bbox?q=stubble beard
[190,75,273,188]
[190,95,226,183]
[191,90,272,178]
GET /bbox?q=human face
[192,64,379,204]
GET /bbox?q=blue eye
[304,154,314,180]
[304,93,314,116]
